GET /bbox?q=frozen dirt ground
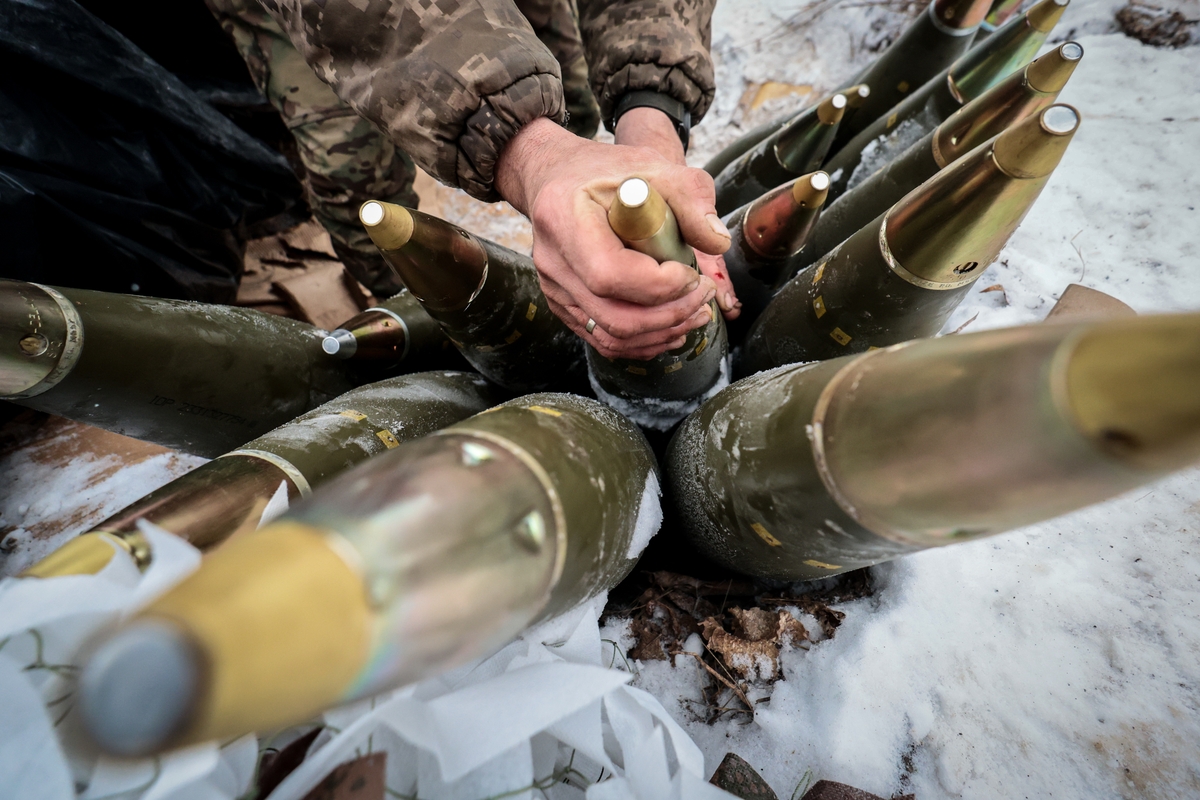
[1,0,1198,797]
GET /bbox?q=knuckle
[584,264,623,298]
[592,341,620,359]
[605,318,642,339]
[679,166,716,202]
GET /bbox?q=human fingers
[653,164,732,258]
[541,276,702,353]
[548,295,688,360]
[531,192,699,307]
[561,299,713,352]
[697,251,742,320]
[557,275,715,340]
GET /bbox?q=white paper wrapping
[0,521,732,800]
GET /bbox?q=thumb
[656,164,733,257]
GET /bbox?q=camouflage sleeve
[577,0,717,128]
[257,0,566,201]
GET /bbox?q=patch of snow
[588,355,731,432]
[257,481,291,528]
[845,110,938,191]
[0,440,205,577]
[626,472,664,560]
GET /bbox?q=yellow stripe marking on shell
[751,523,782,547]
[339,410,367,421]
[803,559,843,570]
[814,296,827,318]
[830,327,852,346]
[525,303,538,321]
[526,405,563,417]
[376,430,400,449]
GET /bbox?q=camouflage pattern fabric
[209,0,713,213]
[516,0,601,139]
[205,0,417,295]
[578,0,717,129]
[253,0,715,201]
[255,0,564,202]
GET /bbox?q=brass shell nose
[609,177,671,242]
[360,204,488,312]
[93,522,375,750]
[1027,0,1070,32]
[992,104,1080,179]
[359,200,414,251]
[817,93,848,126]
[842,84,871,108]
[1026,41,1085,94]
[793,171,831,208]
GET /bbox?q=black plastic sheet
[0,0,304,302]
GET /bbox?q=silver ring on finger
[585,318,597,334]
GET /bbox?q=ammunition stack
[821,0,1071,202]
[2,9,1196,773]
[741,104,1082,374]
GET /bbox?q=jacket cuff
[454,73,566,202]
[598,63,714,131]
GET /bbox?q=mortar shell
[830,0,993,151]
[587,179,728,428]
[21,372,496,577]
[0,280,355,457]
[722,173,831,347]
[713,94,845,217]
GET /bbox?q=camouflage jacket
[258,0,715,201]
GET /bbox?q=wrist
[613,107,687,166]
[495,117,576,214]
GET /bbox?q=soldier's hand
[614,107,742,322]
[495,118,732,360]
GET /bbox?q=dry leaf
[701,609,808,682]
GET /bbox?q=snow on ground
[1,0,1198,797]
[615,5,1200,799]
[0,418,206,577]
[626,469,1200,798]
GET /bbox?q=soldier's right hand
[494,118,732,360]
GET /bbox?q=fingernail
[686,278,700,292]
[706,213,731,239]
[723,292,733,310]
[673,336,687,348]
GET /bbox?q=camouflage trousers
[204,0,598,296]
